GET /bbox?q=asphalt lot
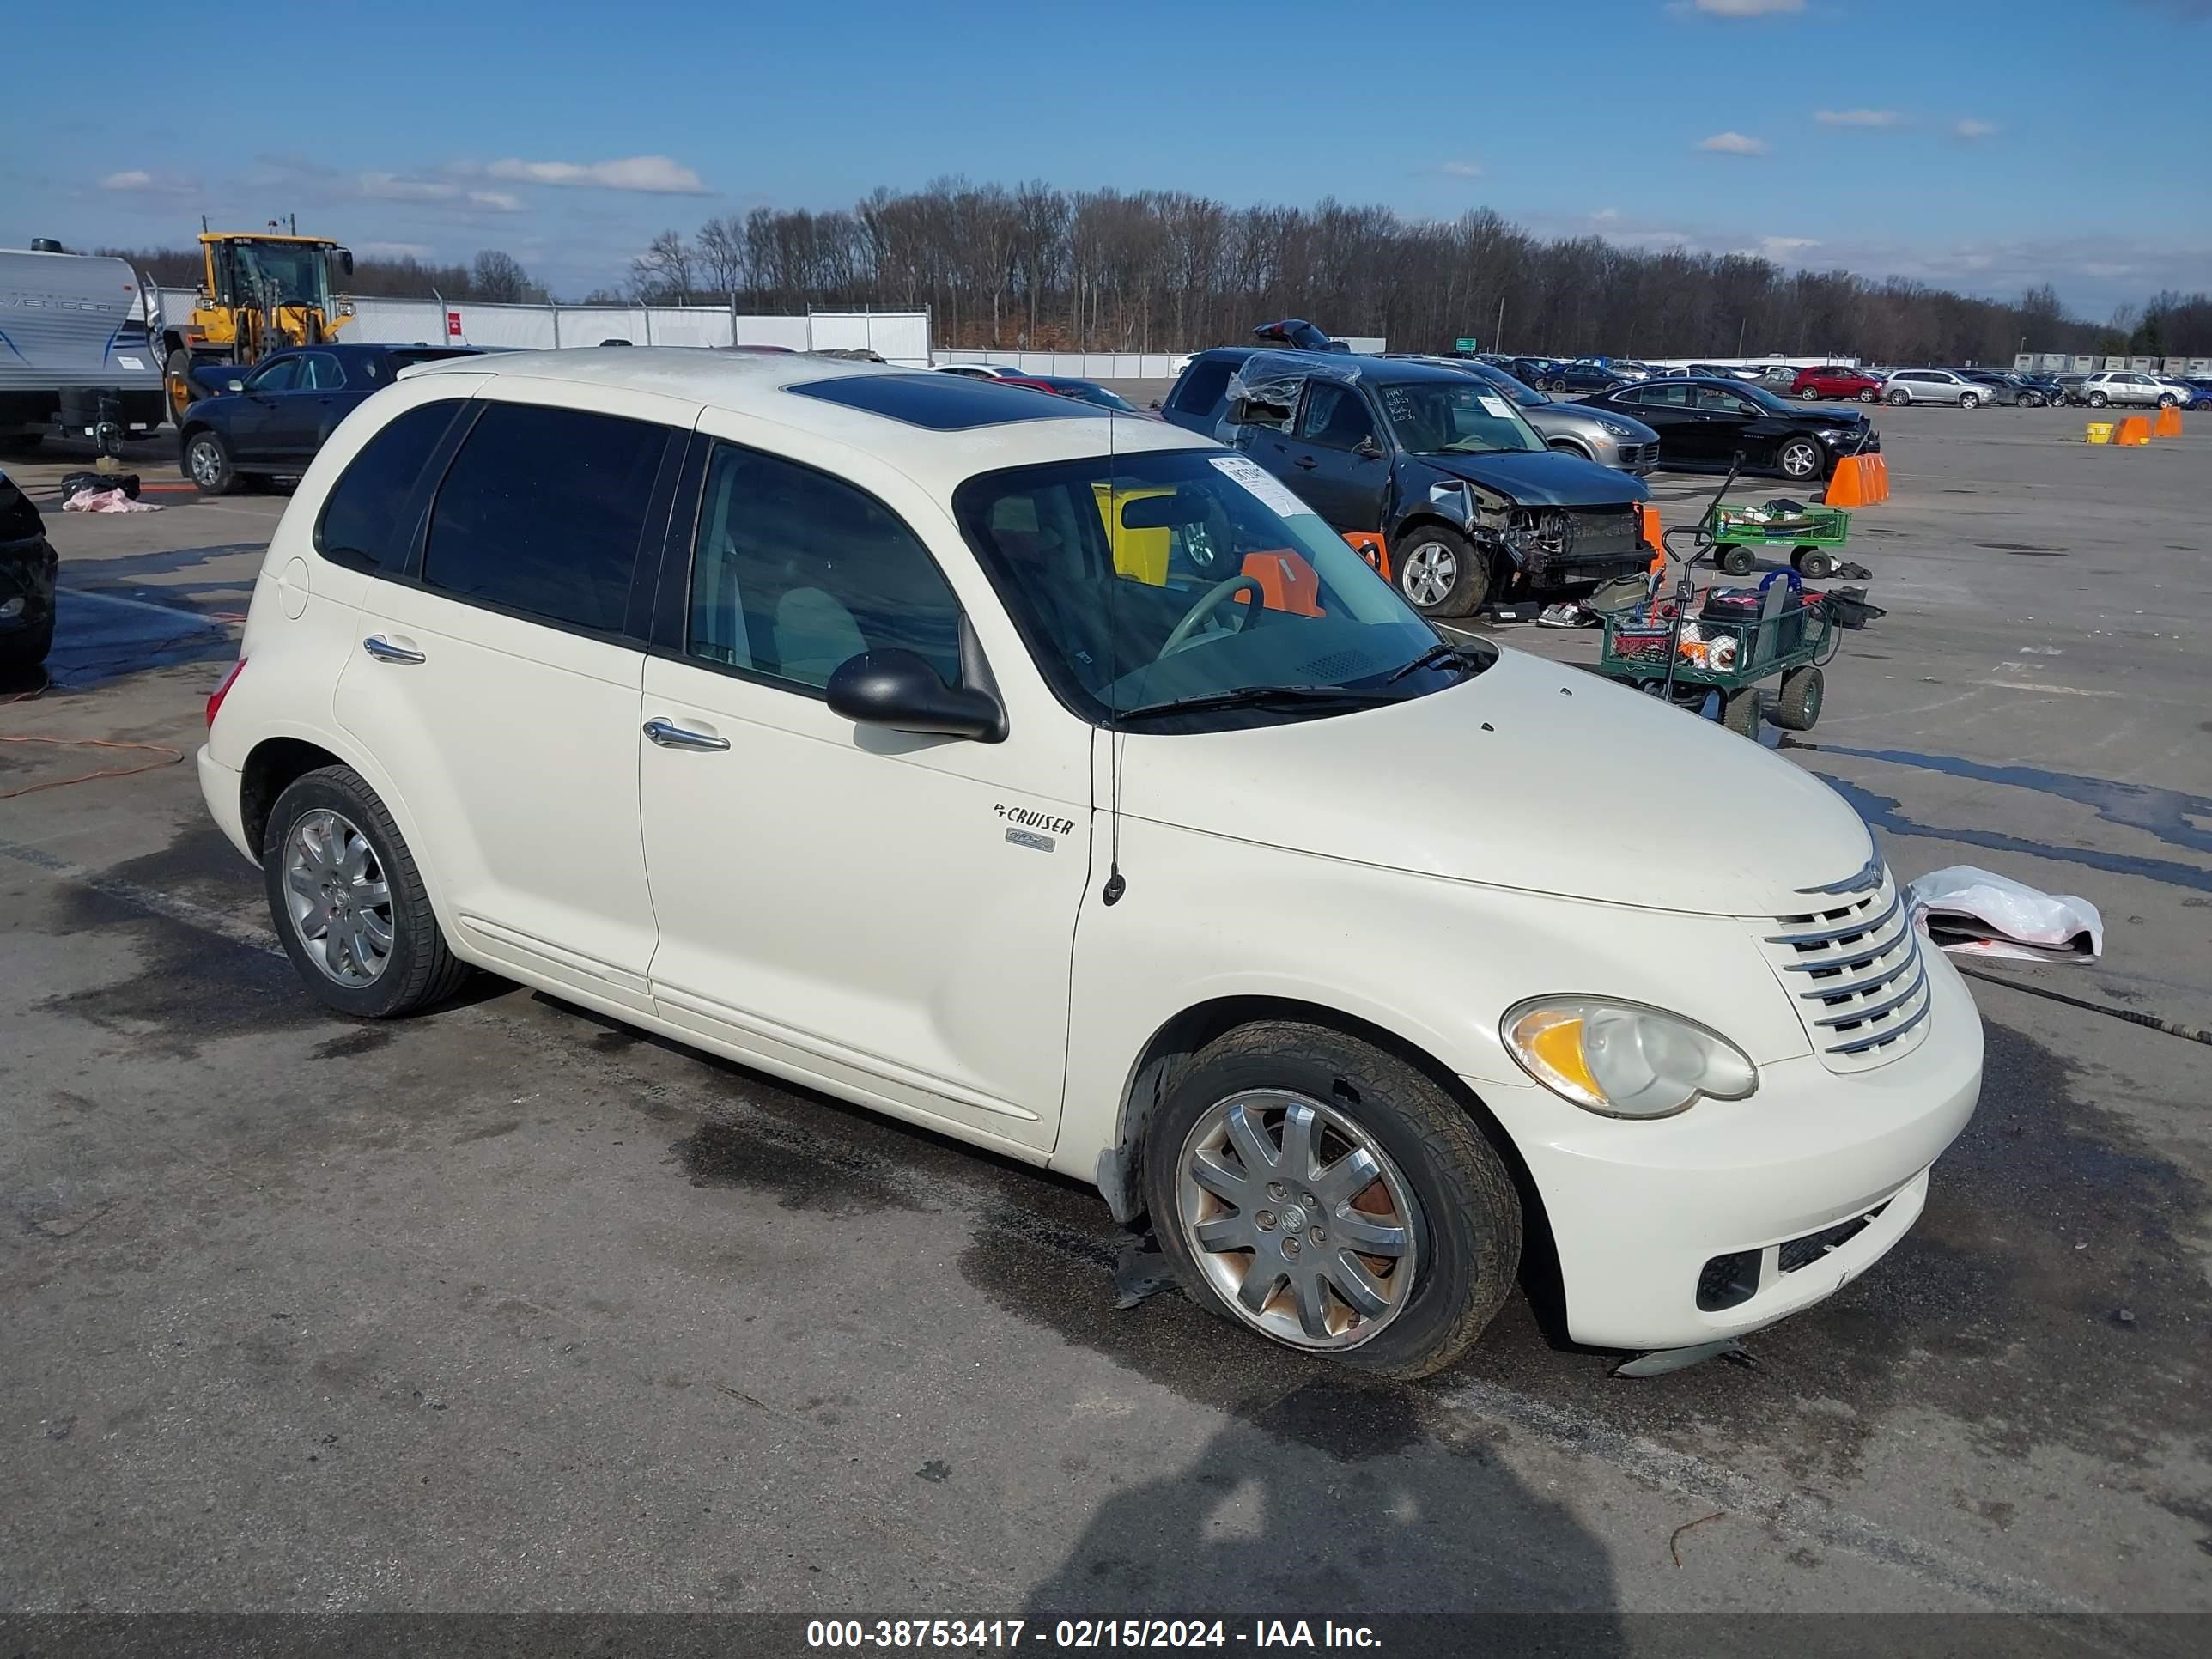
[2,401,2209,1640]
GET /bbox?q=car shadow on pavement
[1018,1405,1626,1633]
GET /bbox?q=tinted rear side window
[315,400,465,572]
[1170,358,1237,415]
[422,402,668,633]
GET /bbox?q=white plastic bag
[61,488,161,514]
[1905,866,2101,963]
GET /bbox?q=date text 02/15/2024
[805,1620,1382,1649]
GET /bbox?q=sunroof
[787,374,1093,430]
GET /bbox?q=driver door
[1286,382,1389,533]
[227,354,302,459]
[635,431,1091,1150]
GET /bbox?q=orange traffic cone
[1342,531,1391,579]
[2114,416,2153,447]
[2154,404,2185,438]
[1825,456,1873,507]
[1638,502,1662,560]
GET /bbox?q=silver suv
[1880,369,1985,407]
[2080,371,2180,408]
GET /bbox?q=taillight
[206,659,246,729]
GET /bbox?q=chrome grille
[1760,861,1930,1073]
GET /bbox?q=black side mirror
[1352,435,1383,460]
[827,648,1007,743]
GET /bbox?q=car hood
[1121,647,1873,918]
[1417,447,1650,506]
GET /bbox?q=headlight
[1594,418,1634,438]
[1503,998,1757,1118]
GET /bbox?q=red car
[1790,365,1883,403]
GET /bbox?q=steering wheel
[1158,574,1265,658]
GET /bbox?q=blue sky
[3,0,2206,314]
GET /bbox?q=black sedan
[0,464,57,675]
[177,343,481,494]
[1577,375,1879,483]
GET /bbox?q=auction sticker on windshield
[1478,394,1514,419]
[1211,454,1322,520]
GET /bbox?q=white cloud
[486,155,708,194]
[1687,0,1805,14]
[1815,108,1905,127]
[1591,207,1620,222]
[99,168,199,195]
[1437,160,1483,179]
[1698,131,1770,155]
[470,190,524,213]
[359,241,433,259]
[1954,118,1999,140]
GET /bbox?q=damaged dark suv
[1163,349,1652,617]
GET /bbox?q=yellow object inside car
[1092,483,1173,586]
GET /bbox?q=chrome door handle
[643,717,730,752]
[362,635,425,664]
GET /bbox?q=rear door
[334,390,686,1011]
[1619,383,1698,463]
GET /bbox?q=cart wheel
[1794,548,1835,580]
[1721,687,1763,738]
[1770,667,1824,732]
[1717,544,1756,577]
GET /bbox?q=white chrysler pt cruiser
[198,349,1982,1377]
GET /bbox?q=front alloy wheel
[1778,437,1823,480]
[1176,1091,1422,1352]
[282,807,393,986]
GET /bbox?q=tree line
[101,178,2212,364]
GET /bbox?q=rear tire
[1799,386,1820,401]
[0,612,55,676]
[185,429,235,495]
[1887,390,1911,406]
[263,764,472,1020]
[1142,1020,1522,1380]
[1770,666,1824,732]
[1717,544,1757,577]
[2087,391,2109,409]
[1795,548,1835,580]
[1392,525,1491,617]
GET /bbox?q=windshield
[1054,380,1138,411]
[953,447,1488,730]
[230,241,332,309]
[1470,365,1546,407]
[1374,380,1545,455]
[1739,381,1809,415]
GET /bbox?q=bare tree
[628,229,696,305]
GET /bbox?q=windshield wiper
[1383,639,1493,684]
[1112,684,1404,723]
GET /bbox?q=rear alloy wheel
[2087,391,2108,409]
[1393,525,1490,617]
[1800,386,1821,401]
[185,430,235,495]
[264,764,472,1018]
[1887,390,1911,406]
[1144,1021,1522,1378]
[1959,392,1981,410]
[1778,437,1824,482]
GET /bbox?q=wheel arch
[1097,994,1565,1332]
[240,735,349,861]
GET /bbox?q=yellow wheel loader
[157,224,355,424]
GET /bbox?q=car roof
[400,346,1206,477]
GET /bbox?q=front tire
[1143,1021,1522,1379]
[1777,436,1824,482]
[1856,388,1878,403]
[1770,665,1824,732]
[1959,392,1981,410]
[1392,525,1491,617]
[1722,687,1763,738]
[0,612,55,676]
[263,765,471,1019]
[185,429,236,495]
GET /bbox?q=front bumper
[1474,948,1983,1351]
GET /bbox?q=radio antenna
[1102,402,1127,906]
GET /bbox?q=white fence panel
[450,305,559,349]
[349,297,449,344]
[732,315,811,351]
[808,311,929,365]
[641,307,732,348]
